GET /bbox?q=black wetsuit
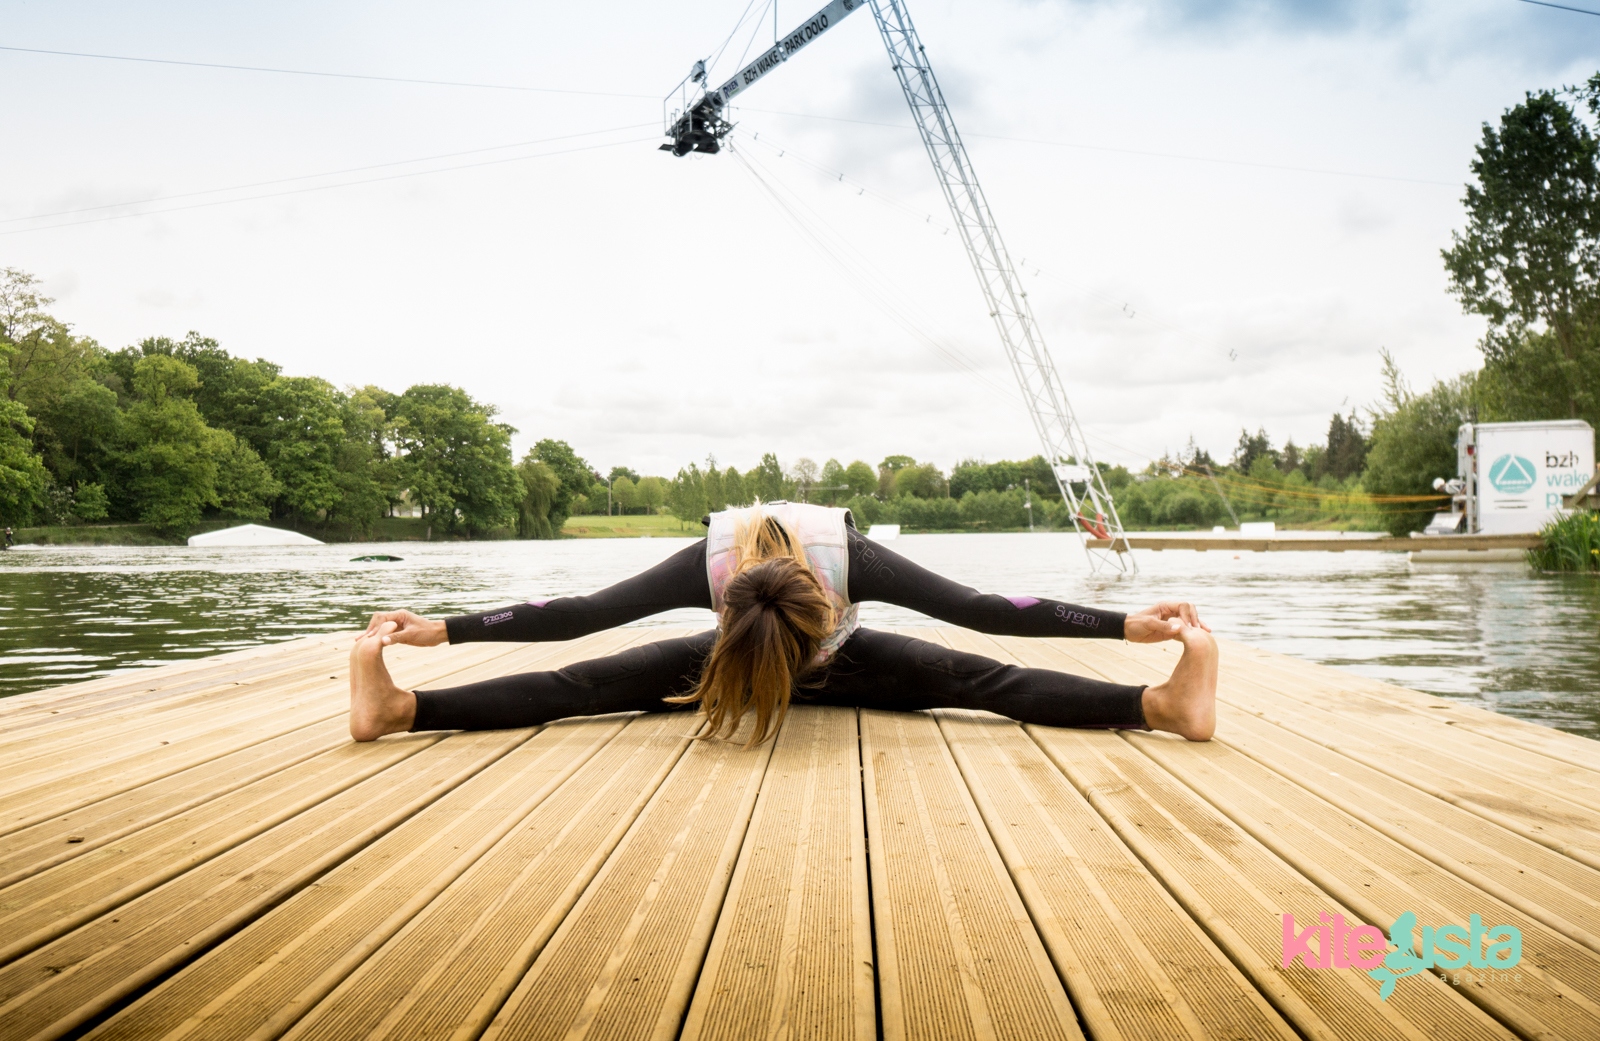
[413,530,1148,733]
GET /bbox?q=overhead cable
[738,107,1458,187]
[0,44,656,98]
[0,123,656,226]
[1,135,653,236]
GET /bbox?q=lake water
[2,533,1597,737]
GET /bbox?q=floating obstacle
[186,523,324,547]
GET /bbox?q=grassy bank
[561,513,702,538]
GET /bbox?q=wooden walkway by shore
[1085,533,1544,553]
[3,628,1599,1040]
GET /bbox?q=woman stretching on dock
[348,502,1219,745]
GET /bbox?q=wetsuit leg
[805,628,1148,729]
[845,528,1128,640]
[412,631,716,731]
[443,540,713,645]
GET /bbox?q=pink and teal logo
[1282,911,1522,1000]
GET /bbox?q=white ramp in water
[187,524,324,547]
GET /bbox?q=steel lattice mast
[869,0,1133,573]
[662,0,1134,572]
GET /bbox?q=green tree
[212,429,280,521]
[669,462,708,526]
[1231,428,1277,473]
[515,453,562,539]
[532,438,594,532]
[819,458,846,505]
[637,475,665,513]
[1444,89,1600,392]
[748,452,786,501]
[331,386,397,534]
[789,457,819,501]
[843,460,877,499]
[722,465,746,508]
[392,385,521,536]
[0,343,47,523]
[1318,412,1369,481]
[895,461,945,498]
[1475,327,1600,430]
[612,475,637,514]
[1363,352,1471,536]
[120,355,220,536]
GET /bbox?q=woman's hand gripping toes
[358,610,447,648]
[1123,601,1210,644]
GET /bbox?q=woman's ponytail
[669,555,835,746]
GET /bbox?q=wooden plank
[0,730,530,1041]
[0,634,349,716]
[859,707,1084,1041]
[0,637,589,835]
[1210,639,1600,775]
[1057,638,1600,870]
[0,718,346,891]
[1125,729,1600,1039]
[1029,726,1515,1040]
[0,730,442,966]
[281,709,699,1041]
[0,639,498,805]
[0,640,352,742]
[85,714,635,1041]
[0,642,353,757]
[935,707,1298,1041]
[1067,642,1600,957]
[476,716,774,1041]
[678,705,875,1041]
[1202,637,1600,795]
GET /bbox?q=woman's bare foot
[349,623,417,741]
[1140,626,1219,741]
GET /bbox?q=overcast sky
[3,0,1596,478]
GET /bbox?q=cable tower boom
[662,0,1135,572]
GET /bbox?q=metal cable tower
[869,0,1134,573]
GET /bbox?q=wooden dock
[4,627,1600,1040]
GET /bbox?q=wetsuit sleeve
[444,539,713,644]
[844,529,1125,639]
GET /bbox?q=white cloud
[0,0,1576,475]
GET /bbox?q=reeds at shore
[1528,511,1600,573]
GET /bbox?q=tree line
[0,276,541,538]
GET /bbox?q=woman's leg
[443,540,714,645]
[806,627,1217,739]
[350,628,715,739]
[845,530,1128,639]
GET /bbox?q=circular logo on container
[1488,454,1536,494]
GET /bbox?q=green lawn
[561,513,702,538]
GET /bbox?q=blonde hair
[667,507,837,746]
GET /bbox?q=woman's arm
[847,529,1177,640]
[364,539,714,646]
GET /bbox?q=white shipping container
[1458,420,1595,534]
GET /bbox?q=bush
[958,489,1028,529]
[1528,511,1600,572]
[843,494,883,526]
[894,494,962,530]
